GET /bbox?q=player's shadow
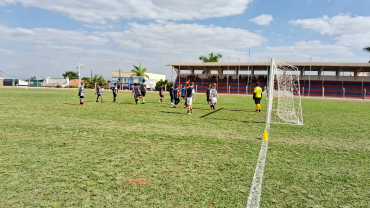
[64,103,79,106]
[255,138,262,140]
[159,111,183,115]
[199,108,224,118]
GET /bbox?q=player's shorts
[254,98,261,104]
[187,97,193,106]
[141,91,146,96]
[97,93,102,96]
[211,97,217,104]
[134,95,139,99]
[170,95,173,99]
[80,96,84,99]
[113,93,117,98]
[160,94,164,98]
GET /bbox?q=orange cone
[262,130,269,141]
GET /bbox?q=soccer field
[0,88,369,207]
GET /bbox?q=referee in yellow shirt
[253,82,263,112]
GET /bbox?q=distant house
[112,72,165,89]
[69,79,80,87]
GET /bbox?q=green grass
[0,88,369,207]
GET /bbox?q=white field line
[246,140,269,208]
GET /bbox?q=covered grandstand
[166,62,370,98]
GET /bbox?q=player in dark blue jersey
[173,85,180,108]
[158,84,164,103]
[206,84,211,104]
[112,83,118,103]
[132,83,141,105]
[185,82,195,114]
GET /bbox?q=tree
[363,46,370,53]
[62,71,78,79]
[81,77,90,83]
[131,63,149,78]
[86,74,108,89]
[155,79,171,91]
[199,52,223,62]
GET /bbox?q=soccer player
[185,82,195,114]
[140,79,147,104]
[112,83,118,102]
[183,84,188,108]
[158,84,164,103]
[96,84,104,103]
[253,82,263,112]
[206,84,211,104]
[169,85,174,105]
[173,85,180,108]
[132,83,141,105]
[209,83,219,110]
[181,84,186,104]
[78,82,85,106]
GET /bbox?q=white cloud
[249,14,273,26]
[253,40,354,61]
[0,0,253,24]
[105,22,267,53]
[289,14,370,47]
[0,25,109,45]
[0,49,14,55]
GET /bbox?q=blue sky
[0,0,369,80]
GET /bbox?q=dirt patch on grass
[127,178,148,186]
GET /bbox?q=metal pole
[171,66,173,86]
[37,57,38,87]
[78,58,81,88]
[364,89,366,99]
[179,58,180,87]
[247,48,250,94]
[322,87,324,97]
[238,58,240,94]
[227,56,229,94]
[308,57,312,96]
[265,58,275,133]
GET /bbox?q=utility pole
[77,58,83,88]
[91,70,92,79]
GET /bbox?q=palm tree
[363,46,370,53]
[199,52,222,62]
[131,62,149,78]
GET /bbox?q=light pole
[308,57,312,96]
[238,58,240,94]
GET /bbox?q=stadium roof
[166,62,370,74]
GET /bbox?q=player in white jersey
[78,82,85,106]
[209,83,219,110]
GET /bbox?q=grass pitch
[0,88,369,207]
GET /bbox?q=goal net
[266,58,303,129]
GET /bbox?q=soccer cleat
[141,102,145,104]
[190,109,193,114]
[101,101,104,103]
[174,105,177,108]
[96,100,98,102]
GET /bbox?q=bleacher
[175,78,370,98]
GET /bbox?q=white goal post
[265,58,303,132]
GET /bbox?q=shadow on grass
[199,108,224,118]
[255,138,262,140]
[159,111,184,115]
